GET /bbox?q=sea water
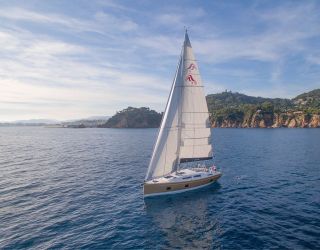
[0,127,319,249]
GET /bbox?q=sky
[0,0,319,121]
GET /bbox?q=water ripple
[0,128,319,249]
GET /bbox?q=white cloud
[307,55,320,65]
[155,13,184,27]
[194,28,317,64]
[0,1,319,120]
[94,11,138,32]
[135,35,181,56]
[0,24,168,120]
[95,0,134,12]
[134,2,319,65]
[0,7,102,33]
[0,7,139,35]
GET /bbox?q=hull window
[182,176,192,179]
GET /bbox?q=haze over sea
[0,127,319,249]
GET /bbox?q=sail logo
[186,74,197,85]
[187,63,196,70]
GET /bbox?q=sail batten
[145,31,213,181]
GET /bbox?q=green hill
[206,91,293,111]
[292,89,320,112]
[206,89,320,128]
[294,89,320,100]
[99,107,162,128]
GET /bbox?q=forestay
[145,32,212,180]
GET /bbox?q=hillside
[206,91,293,111]
[292,89,320,112]
[99,107,162,128]
[207,89,320,128]
[89,89,320,129]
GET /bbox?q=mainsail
[145,32,212,180]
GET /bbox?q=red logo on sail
[187,63,196,70]
[186,74,197,85]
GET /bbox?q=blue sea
[0,127,319,249]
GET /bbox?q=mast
[175,29,188,172]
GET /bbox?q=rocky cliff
[212,111,320,128]
[208,89,320,128]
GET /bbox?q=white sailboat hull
[144,169,222,197]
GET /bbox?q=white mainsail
[145,32,212,180]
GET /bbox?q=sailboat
[144,31,222,197]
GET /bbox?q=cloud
[135,35,181,56]
[155,14,184,27]
[95,0,134,12]
[307,55,320,65]
[152,6,207,35]
[94,11,138,32]
[0,6,139,35]
[0,23,167,120]
[0,1,319,120]
[0,7,101,34]
[133,1,319,66]
[194,29,318,64]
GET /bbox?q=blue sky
[0,0,319,121]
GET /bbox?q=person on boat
[209,165,217,173]
[213,165,217,171]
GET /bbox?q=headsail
[145,31,212,181]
